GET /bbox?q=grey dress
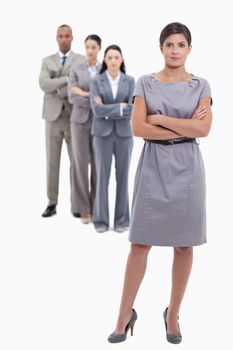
[129,74,212,247]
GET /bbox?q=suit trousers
[92,129,133,228]
[70,120,96,214]
[45,109,71,205]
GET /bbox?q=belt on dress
[144,138,197,145]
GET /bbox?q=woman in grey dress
[108,22,212,344]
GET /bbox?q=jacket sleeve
[90,78,126,120]
[57,85,68,98]
[39,58,67,93]
[122,78,135,117]
[68,66,90,106]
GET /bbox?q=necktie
[61,56,67,112]
[61,55,67,66]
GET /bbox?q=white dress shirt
[58,50,71,65]
[106,71,123,116]
[57,51,71,86]
[106,71,120,99]
[87,62,100,80]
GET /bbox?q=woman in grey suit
[69,35,102,224]
[90,45,135,233]
[108,23,212,344]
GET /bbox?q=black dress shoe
[42,204,57,217]
[72,212,81,218]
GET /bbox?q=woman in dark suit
[90,45,135,233]
[69,34,101,224]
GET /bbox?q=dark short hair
[99,44,126,74]
[159,22,192,46]
[84,34,102,47]
[57,24,72,34]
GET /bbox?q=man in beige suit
[39,24,85,217]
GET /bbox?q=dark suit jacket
[90,71,135,137]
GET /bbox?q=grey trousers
[92,130,133,228]
[45,110,71,205]
[70,120,96,214]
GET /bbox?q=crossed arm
[69,86,90,97]
[39,60,67,93]
[132,96,212,140]
[68,68,90,105]
[90,78,135,120]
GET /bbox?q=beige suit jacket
[39,51,86,121]
[68,61,101,124]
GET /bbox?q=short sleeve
[132,76,145,103]
[200,79,213,105]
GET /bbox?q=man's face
[56,26,73,54]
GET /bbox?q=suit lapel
[101,72,114,101]
[62,51,75,73]
[66,51,75,66]
[53,53,62,70]
[81,63,90,85]
[115,73,127,102]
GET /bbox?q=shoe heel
[130,322,135,336]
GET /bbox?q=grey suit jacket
[68,61,101,124]
[90,72,135,137]
[39,51,86,121]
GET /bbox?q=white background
[0,0,232,349]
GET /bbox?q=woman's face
[85,39,101,61]
[160,33,192,68]
[104,49,123,71]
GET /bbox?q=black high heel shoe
[108,309,137,343]
[163,307,182,344]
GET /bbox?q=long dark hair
[159,22,192,46]
[99,44,126,74]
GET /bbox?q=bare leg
[115,243,151,334]
[166,247,193,334]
